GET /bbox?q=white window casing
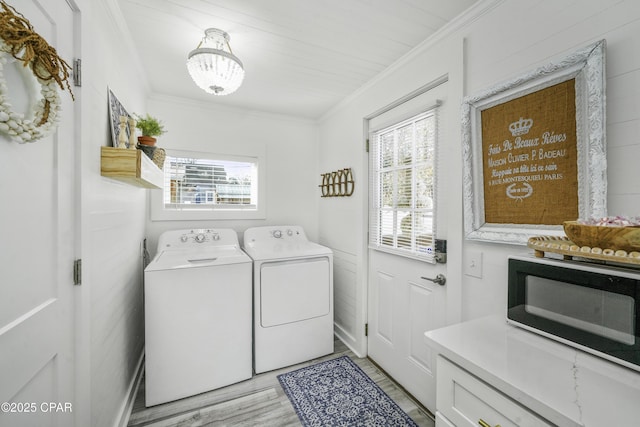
[150,148,266,220]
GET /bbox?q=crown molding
[318,0,505,124]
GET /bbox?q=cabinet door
[436,411,456,427]
[437,356,552,427]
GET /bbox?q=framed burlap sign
[462,40,607,244]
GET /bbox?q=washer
[144,229,252,406]
[243,225,334,373]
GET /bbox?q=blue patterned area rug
[278,356,418,427]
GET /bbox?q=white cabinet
[436,356,551,427]
[435,411,456,427]
[425,316,640,427]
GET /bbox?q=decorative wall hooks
[319,168,354,197]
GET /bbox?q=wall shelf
[100,146,163,189]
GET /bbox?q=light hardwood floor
[127,339,435,426]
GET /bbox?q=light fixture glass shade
[187,28,245,96]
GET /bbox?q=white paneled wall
[607,23,640,213]
[460,0,640,320]
[332,248,359,346]
[318,0,640,340]
[317,108,369,355]
[144,95,320,255]
[78,0,149,426]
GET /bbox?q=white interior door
[0,1,78,426]
[366,80,449,412]
[367,250,446,411]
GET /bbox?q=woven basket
[152,147,166,170]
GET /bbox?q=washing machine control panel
[158,229,238,249]
[244,226,307,245]
[271,228,301,239]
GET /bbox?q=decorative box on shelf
[100,146,163,189]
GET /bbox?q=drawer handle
[478,420,501,427]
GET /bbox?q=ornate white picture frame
[461,40,607,245]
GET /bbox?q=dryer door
[260,257,330,327]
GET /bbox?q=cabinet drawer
[437,356,551,427]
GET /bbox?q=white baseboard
[335,324,366,358]
[115,350,145,427]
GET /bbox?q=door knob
[421,274,446,286]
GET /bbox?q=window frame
[368,107,439,263]
[150,148,266,221]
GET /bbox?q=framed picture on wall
[108,87,131,148]
[461,39,607,245]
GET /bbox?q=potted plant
[134,113,166,146]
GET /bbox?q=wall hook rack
[319,168,354,197]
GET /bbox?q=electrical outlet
[464,250,483,278]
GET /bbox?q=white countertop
[424,315,640,427]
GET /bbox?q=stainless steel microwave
[507,255,640,372]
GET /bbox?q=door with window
[0,1,78,426]
[367,82,448,411]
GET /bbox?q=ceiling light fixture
[186,28,245,96]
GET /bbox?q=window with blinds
[161,153,258,211]
[369,108,438,262]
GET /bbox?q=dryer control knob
[195,233,206,243]
[287,229,293,236]
[273,230,282,239]
[212,233,220,241]
[180,235,189,243]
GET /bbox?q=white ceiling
[117,0,478,120]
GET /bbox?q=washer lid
[146,245,251,271]
[243,240,332,261]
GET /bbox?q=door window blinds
[369,107,438,262]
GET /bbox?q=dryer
[144,229,252,406]
[243,226,334,373]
